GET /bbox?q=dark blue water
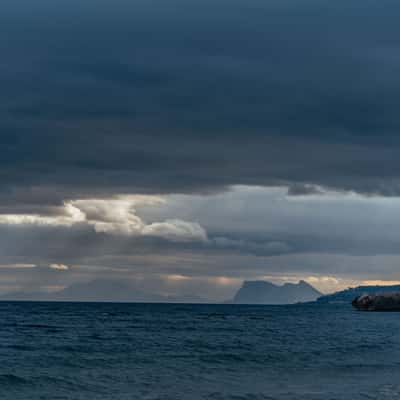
[0,302,400,399]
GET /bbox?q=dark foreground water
[1,302,400,399]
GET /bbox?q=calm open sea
[0,302,399,399]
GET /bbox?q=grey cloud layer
[1,187,399,268]
[2,0,400,202]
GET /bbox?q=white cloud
[143,219,208,242]
[49,263,69,271]
[0,263,37,269]
[0,203,85,227]
[0,196,208,243]
[304,276,341,293]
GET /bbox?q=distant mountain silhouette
[0,279,208,303]
[231,280,322,304]
[317,284,400,304]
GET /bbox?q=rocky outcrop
[352,292,400,311]
[232,280,322,304]
[318,284,400,304]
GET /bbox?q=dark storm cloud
[2,0,400,203]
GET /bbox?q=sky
[2,0,400,300]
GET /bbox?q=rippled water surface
[1,302,400,399]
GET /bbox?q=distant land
[0,279,323,304]
[317,284,400,304]
[0,279,208,303]
[2,279,400,305]
[231,280,322,304]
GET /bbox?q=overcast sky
[2,0,400,300]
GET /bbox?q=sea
[0,302,400,400]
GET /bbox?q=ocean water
[1,302,400,399]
